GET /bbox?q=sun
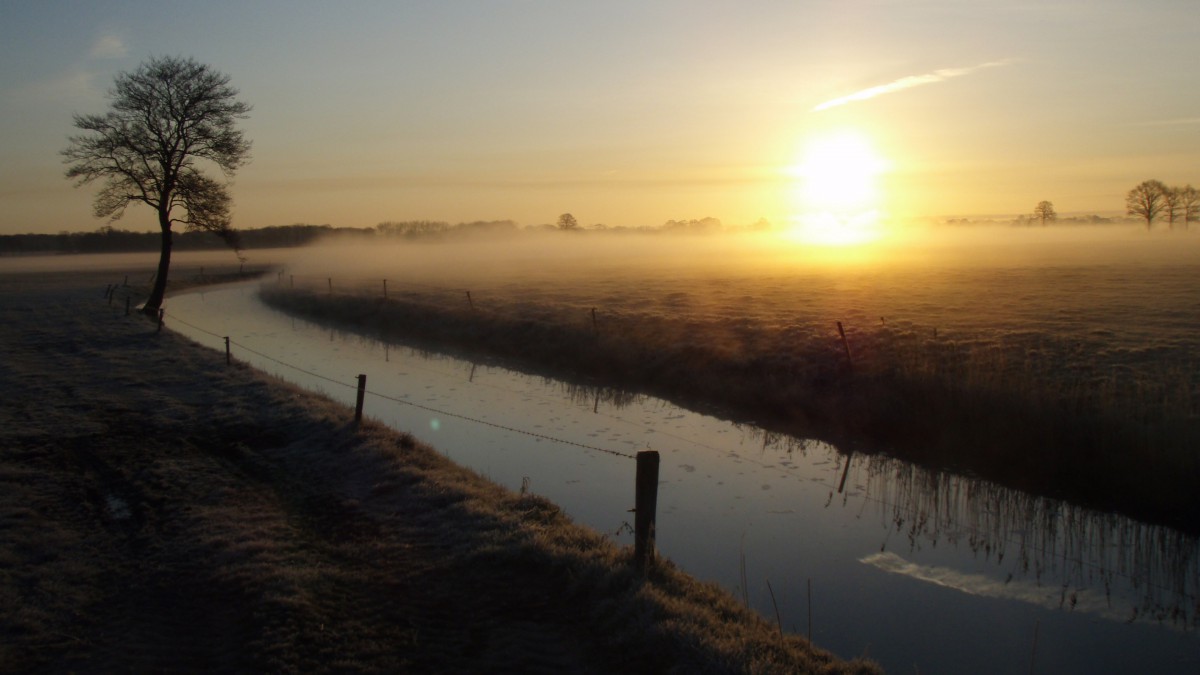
[784,131,888,246]
[793,132,884,211]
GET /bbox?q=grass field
[262,226,1200,533]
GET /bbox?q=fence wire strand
[161,308,635,460]
[364,387,635,459]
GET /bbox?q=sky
[1,0,1198,236]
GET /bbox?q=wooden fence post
[224,336,231,366]
[836,321,853,372]
[837,451,854,493]
[808,578,813,642]
[466,290,474,310]
[634,450,660,573]
[354,374,367,423]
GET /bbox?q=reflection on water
[725,421,1200,632]
[859,455,1199,631]
[561,382,647,412]
[166,283,1199,674]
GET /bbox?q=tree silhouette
[1179,185,1199,230]
[556,213,580,230]
[1162,187,1184,229]
[1125,179,1167,229]
[63,56,252,312]
[1033,200,1057,226]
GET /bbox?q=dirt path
[0,271,879,674]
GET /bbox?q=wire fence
[155,286,662,569]
[162,309,637,461]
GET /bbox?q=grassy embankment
[260,276,1200,535]
[0,268,879,674]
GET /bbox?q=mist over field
[257,225,1197,365]
[282,223,1200,281]
[277,225,1200,349]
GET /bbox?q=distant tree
[1125,179,1168,229]
[556,213,579,230]
[376,220,450,238]
[62,56,252,313]
[1162,187,1184,229]
[1179,185,1200,229]
[1033,200,1057,226]
[661,217,723,233]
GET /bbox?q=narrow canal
[167,282,1199,674]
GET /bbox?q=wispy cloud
[813,59,1015,112]
[89,34,128,60]
[16,33,129,104]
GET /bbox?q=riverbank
[0,269,879,673]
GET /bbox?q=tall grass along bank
[0,269,878,674]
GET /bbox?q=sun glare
[784,131,888,247]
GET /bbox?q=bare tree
[556,213,580,231]
[1179,185,1200,230]
[1125,179,1167,229]
[1033,200,1057,226]
[1162,187,1183,229]
[63,56,252,313]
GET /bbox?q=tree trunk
[143,215,173,313]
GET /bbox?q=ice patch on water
[860,551,1157,629]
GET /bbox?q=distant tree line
[374,217,772,238]
[374,220,519,240]
[1006,212,1123,227]
[1126,179,1199,229]
[0,224,341,256]
[3,216,781,256]
[1011,181,1199,229]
